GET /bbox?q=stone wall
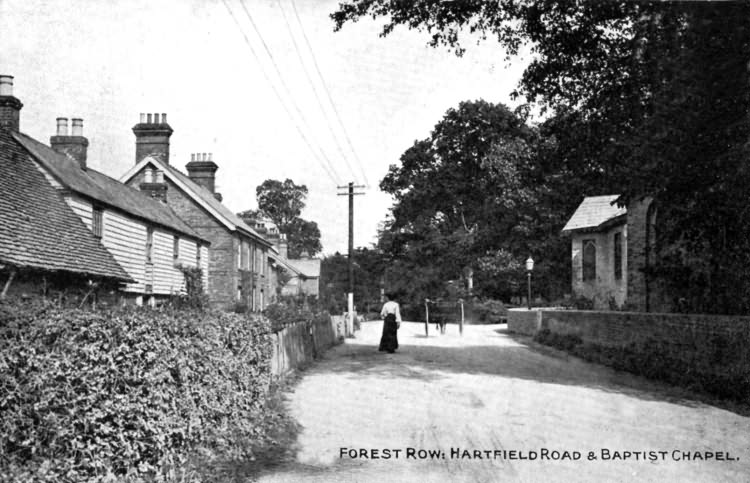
[506,308,542,336]
[508,308,750,367]
[540,310,750,348]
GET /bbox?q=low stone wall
[539,310,750,350]
[507,308,543,335]
[270,315,345,377]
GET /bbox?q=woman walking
[379,293,401,353]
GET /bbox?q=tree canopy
[238,178,322,258]
[333,1,750,314]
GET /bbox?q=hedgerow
[0,300,273,482]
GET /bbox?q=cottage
[120,117,278,310]
[246,219,321,298]
[0,75,131,301]
[1,76,210,305]
[281,254,321,298]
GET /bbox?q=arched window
[582,239,596,282]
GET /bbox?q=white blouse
[380,301,402,322]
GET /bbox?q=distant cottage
[120,118,280,310]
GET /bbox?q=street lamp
[526,256,534,310]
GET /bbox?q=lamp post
[526,256,534,310]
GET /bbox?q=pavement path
[256,321,750,483]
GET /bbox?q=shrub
[0,300,273,481]
[264,298,330,333]
[473,299,508,324]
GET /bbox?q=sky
[0,0,529,255]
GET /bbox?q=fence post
[459,298,464,336]
[424,298,430,337]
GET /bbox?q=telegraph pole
[338,182,365,336]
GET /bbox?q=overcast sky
[0,0,528,254]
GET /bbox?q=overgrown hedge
[263,298,330,333]
[534,328,750,402]
[0,301,273,481]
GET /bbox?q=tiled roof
[12,132,207,243]
[0,128,132,281]
[128,158,273,247]
[286,258,321,278]
[562,195,626,232]
[268,251,302,276]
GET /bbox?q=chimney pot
[56,117,69,136]
[140,113,146,123]
[154,113,160,123]
[71,118,83,136]
[147,113,153,124]
[208,153,213,161]
[161,113,167,123]
[0,75,13,96]
[190,153,195,161]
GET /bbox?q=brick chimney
[0,75,23,132]
[186,152,222,201]
[277,233,289,259]
[50,117,89,169]
[132,112,172,165]
[139,168,168,203]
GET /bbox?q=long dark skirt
[379,313,399,353]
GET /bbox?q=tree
[376,100,573,305]
[333,1,750,313]
[255,179,308,231]
[238,178,322,258]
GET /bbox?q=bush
[0,300,273,481]
[264,298,330,333]
[472,299,508,324]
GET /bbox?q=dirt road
[257,321,750,482]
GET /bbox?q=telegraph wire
[290,0,371,188]
[276,0,361,185]
[221,0,340,185]
[236,0,344,185]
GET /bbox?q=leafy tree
[238,178,322,258]
[333,1,750,313]
[285,218,322,259]
[376,100,572,305]
[256,179,308,231]
[320,247,387,314]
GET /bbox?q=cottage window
[92,207,103,239]
[582,239,596,282]
[614,232,623,280]
[146,227,154,264]
[173,236,180,266]
[196,244,202,267]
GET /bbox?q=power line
[290,0,371,188]
[277,0,361,185]
[221,0,340,185]
[236,0,344,185]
